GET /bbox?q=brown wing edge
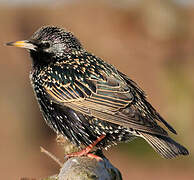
[118,70,177,134]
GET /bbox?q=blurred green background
[0,0,194,179]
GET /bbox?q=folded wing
[43,65,172,137]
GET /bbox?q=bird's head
[6,26,83,66]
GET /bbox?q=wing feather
[43,68,169,136]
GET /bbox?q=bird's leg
[65,135,105,160]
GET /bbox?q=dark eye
[41,42,50,49]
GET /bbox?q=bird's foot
[87,153,103,161]
[65,135,105,161]
[65,151,103,161]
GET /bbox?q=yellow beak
[6,40,37,51]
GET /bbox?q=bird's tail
[140,132,189,159]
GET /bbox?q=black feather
[140,132,189,158]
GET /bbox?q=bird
[6,26,189,159]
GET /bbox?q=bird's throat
[30,50,54,67]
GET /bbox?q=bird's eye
[41,42,50,49]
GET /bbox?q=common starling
[7,26,189,159]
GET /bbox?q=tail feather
[140,132,189,159]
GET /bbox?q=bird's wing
[43,66,169,136]
[117,71,177,134]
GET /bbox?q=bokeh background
[1,0,194,179]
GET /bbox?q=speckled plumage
[7,26,189,158]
